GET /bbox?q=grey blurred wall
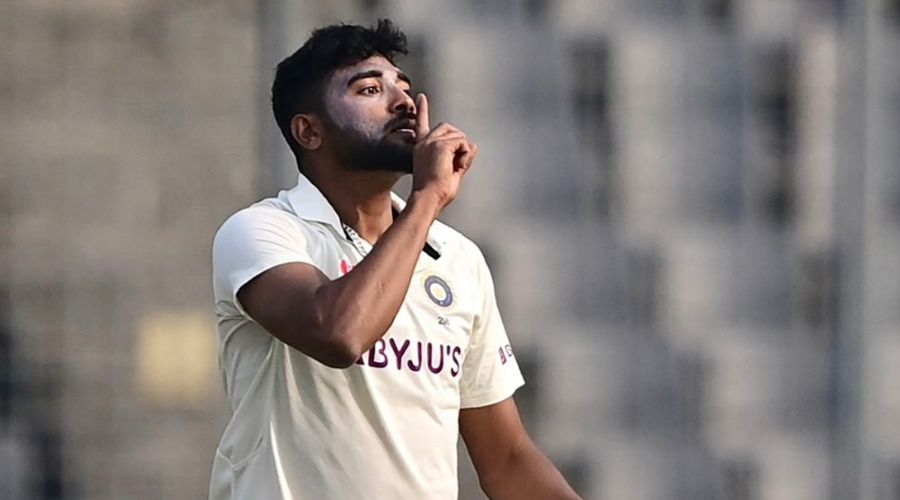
[0,1,258,498]
[2,1,900,500]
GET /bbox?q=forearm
[312,189,441,360]
[480,440,582,500]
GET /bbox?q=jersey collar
[286,174,447,255]
[285,173,344,235]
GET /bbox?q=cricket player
[210,19,581,500]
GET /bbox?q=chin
[372,142,413,173]
[378,162,413,175]
[384,134,416,147]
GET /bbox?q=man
[210,19,581,500]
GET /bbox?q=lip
[388,119,416,133]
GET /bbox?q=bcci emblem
[423,275,454,308]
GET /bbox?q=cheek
[325,96,383,139]
[325,98,354,127]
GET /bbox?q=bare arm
[238,94,478,368]
[238,189,438,367]
[460,398,582,500]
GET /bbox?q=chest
[309,226,480,385]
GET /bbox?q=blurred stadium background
[2,0,900,499]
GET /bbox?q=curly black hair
[271,19,409,165]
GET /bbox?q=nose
[391,87,416,115]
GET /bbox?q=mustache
[384,112,417,133]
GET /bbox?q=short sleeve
[459,249,525,408]
[212,206,317,319]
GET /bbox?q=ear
[290,114,322,151]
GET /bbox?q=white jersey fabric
[209,174,525,500]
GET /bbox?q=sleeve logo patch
[423,275,454,308]
[499,344,514,364]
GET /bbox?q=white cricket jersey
[209,174,525,500]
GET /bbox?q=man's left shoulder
[431,220,487,264]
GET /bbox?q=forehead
[328,55,404,86]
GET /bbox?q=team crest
[423,274,454,308]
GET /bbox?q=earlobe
[291,114,322,151]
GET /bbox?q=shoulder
[213,199,316,250]
[211,199,328,293]
[211,200,336,283]
[431,220,492,275]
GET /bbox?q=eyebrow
[346,69,412,87]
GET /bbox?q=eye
[360,85,380,96]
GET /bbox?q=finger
[421,133,468,153]
[453,153,470,172]
[425,131,466,144]
[422,122,462,141]
[415,93,430,140]
[464,143,478,170]
[453,142,474,171]
[454,143,477,173]
[448,136,471,156]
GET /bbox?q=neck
[306,166,403,244]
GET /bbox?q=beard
[326,118,414,174]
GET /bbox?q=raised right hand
[410,93,478,216]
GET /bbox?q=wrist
[407,189,443,220]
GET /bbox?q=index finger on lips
[415,93,430,140]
